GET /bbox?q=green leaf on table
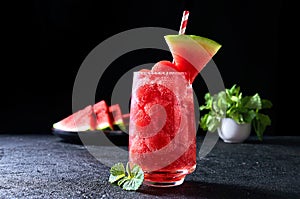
[108,162,144,191]
[122,163,144,191]
[109,162,126,183]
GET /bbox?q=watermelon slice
[109,104,126,132]
[53,105,97,132]
[93,100,114,130]
[122,113,130,127]
[162,35,222,82]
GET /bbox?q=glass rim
[133,71,187,75]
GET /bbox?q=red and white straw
[179,10,189,35]
[173,10,190,64]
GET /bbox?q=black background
[1,0,287,136]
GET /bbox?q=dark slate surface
[0,134,299,199]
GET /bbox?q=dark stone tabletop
[0,134,299,199]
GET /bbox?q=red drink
[129,72,196,187]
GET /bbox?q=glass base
[143,177,185,187]
[143,165,196,187]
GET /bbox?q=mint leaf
[262,99,273,109]
[126,162,132,177]
[109,163,125,183]
[117,176,129,186]
[243,110,257,123]
[208,116,221,132]
[122,163,144,191]
[253,113,271,141]
[243,93,262,110]
[108,162,144,191]
[122,177,143,191]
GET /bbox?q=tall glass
[129,71,196,187]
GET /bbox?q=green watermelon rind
[109,104,127,132]
[113,119,126,132]
[164,35,222,56]
[96,122,113,131]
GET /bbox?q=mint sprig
[109,162,144,191]
[199,84,272,141]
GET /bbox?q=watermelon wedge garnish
[93,100,114,130]
[53,105,97,132]
[152,35,222,83]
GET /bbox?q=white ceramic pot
[217,118,251,143]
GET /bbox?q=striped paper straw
[173,10,190,64]
[179,10,189,35]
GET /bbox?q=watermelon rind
[113,119,127,132]
[164,35,221,56]
[97,122,113,131]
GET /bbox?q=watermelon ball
[151,60,178,72]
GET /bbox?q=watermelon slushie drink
[129,71,196,187]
